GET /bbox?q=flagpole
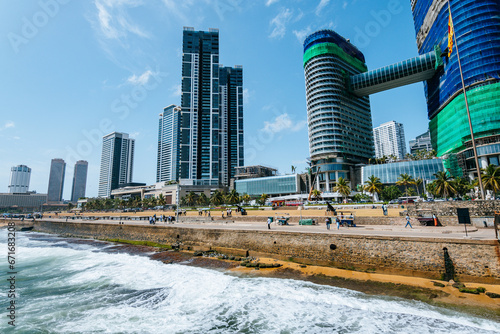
[447,0,485,200]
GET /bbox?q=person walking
[267,217,272,230]
[336,216,340,230]
[433,213,438,227]
[405,214,412,228]
[325,217,331,230]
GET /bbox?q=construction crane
[307,166,321,201]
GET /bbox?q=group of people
[221,208,232,218]
[149,214,175,224]
[198,209,211,217]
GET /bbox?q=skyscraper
[373,121,407,160]
[179,27,244,186]
[47,158,66,203]
[411,0,500,175]
[409,130,432,155]
[303,30,374,192]
[157,105,181,183]
[219,65,244,185]
[98,132,135,198]
[71,160,88,202]
[8,165,31,193]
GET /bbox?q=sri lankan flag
[448,7,454,57]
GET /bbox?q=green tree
[311,189,322,201]
[197,193,209,206]
[158,193,166,207]
[364,175,382,202]
[210,190,224,206]
[259,193,270,205]
[185,192,198,206]
[226,189,240,205]
[414,177,423,196]
[333,177,351,202]
[67,202,74,211]
[291,165,296,174]
[433,171,456,199]
[453,177,472,198]
[481,164,500,195]
[242,194,251,204]
[380,185,403,202]
[396,173,416,198]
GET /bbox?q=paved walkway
[36,218,499,241]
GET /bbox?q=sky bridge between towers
[349,46,443,97]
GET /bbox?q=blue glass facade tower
[411,0,500,175]
[180,27,244,186]
[98,132,135,198]
[157,105,181,183]
[47,158,66,203]
[71,160,88,203]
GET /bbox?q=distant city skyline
[71,160,88,202]
[47,158,66,203]
[1,1,434,197]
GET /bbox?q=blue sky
[0,0,429,198]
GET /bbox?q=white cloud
[262,113,306,134]
[171,84,182,97]
[266,0,279,6]
[315,0,330,16]
[94,0,150,40]
[126,69,154,85]
[343,1,348,9]
[293,26,312,44]
[129,131,140,139]
[1,121,15,130]
[269,8,292,39]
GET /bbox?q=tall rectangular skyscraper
[373,121,407,160]
[98,132,135,198]
[71,160,88,202]
[157,105,181,183]
[47,158,66,203]
[219,66,244,185]
[179,27,244,186]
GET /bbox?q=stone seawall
[33,220,500,284]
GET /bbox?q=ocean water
[1,231,499,334]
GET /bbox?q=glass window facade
[235,175,298,196]
[361,159,444,184]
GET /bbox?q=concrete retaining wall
[31,220,500,283]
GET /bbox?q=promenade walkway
[36,217,498,241]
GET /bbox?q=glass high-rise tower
[411,0,500,175]
[179,27,244,186]
[71,160,88,203]
[47,158,66,203]
[303,30,374,192]
[157,105,181,183]
[98,132,135,198]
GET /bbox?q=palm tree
[210,190,224,206]
[433,171,456,199]
[158,193,166,207]
[396,173,415,198]
[259,193,270,205]
[197,193,209,206]
[334,177,351,203]
[226,189,240,205]
[481,164,500,196]
[185,192,198,206]
[291,165,296,174]
[242,194,251,204]
[414,177,423,196]
[311,189,322,201]
[364,175,382,202]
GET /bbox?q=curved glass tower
[303,30,374,192]
[411,0,500,176]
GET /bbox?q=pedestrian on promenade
[325,217,331,230]
[222,211,225,219]
[336,216,340,229]
[433,213,438,227]
[405,214,412,228]
[267,217,272,230]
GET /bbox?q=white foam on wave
[1,232,499,334]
